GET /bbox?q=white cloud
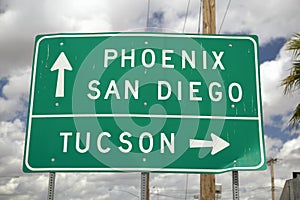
[0,68,30,121]
[144,0,300,45]
[260,45,300,129]
[0,119,25,175]
[217,135,300,200]
[215,0,300,44]
[278,137,300,160]
[0,132,298,200]
[264,135,283,158]
[1,0,299,76]
[0,0,300,199]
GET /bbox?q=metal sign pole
[48,172,56,200]
[141,172,146,200]
[141,172,149,200]
[232,171,239,200]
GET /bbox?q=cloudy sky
[0,0,300,199]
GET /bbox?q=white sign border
[24,33,265,173]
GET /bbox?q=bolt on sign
[23,33,266,173]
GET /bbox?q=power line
[184,174,189,200]
[218,0,232,33]
[182,0,191,32]
[197,0,203,34]
[146,0,150,31]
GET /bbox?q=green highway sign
[23,32,266,173]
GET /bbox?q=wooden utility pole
[201,174,215,200]
[267,158,277,200]
[202,0,216,34]
[200,0,216,199]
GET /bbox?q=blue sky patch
[149,11,164,29]
[0,77,8,99]
[264,124,297,143]
[260,37,286,63]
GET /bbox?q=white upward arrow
[189,133,230,155]
[50,52,73,98]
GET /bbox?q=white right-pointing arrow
[189,133,230,155]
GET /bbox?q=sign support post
[47,172,56,200]
[232,171,239,200]
[141,172,149,200]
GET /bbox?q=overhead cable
[218,0,232,33]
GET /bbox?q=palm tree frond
[286,33,300,58]
[282,63,300,94]
[289,103,300,129]
[282,33,300,129]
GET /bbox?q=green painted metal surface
[23,33,266,173]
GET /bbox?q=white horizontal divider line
[31,113,259,120]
